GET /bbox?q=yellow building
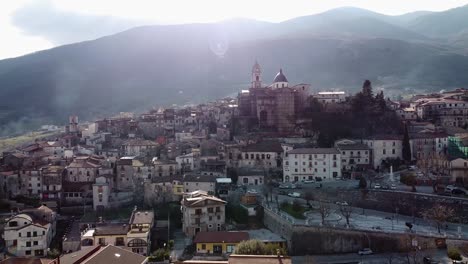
[194,231,249,255]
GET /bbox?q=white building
[175,132,193,142]
[335,139,371,171]
[176,152,198,172]
[363,135,403,169]
[239,141,283,170]
[181,190,226,238]
[93,176,111,210]
[3,206,56,257]
[283,148,341,182]
[314,91,346,104]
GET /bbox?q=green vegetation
[400,173,417,189]
[153,202,182,228]
[226,204,249,224]
[304,80,401,147]
[0,131,58,152]
[82,206,135,222]
[15,195,40,207]
[448,248,462,261]
[280,200,307,220]
[234,239,287,255]
[149,248,170,262]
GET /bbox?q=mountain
[1,6,468,135]
[408,4,468,37]
[275,7,428,41]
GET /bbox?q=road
[292,249,454,264]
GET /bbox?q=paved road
[265,193,468,239]
[170,230,187,261]
[292,249,454,264]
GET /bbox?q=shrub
[448,248,462,260]
[292,199,302,212]
[150,248,170,261]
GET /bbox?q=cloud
[10,0,153,45]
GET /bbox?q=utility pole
[167,206,170,248]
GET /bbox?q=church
[237,61,310,134]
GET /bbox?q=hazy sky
[1,0,468,60]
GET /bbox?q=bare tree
[317,196,331,226]
[304,190,314,207]
[421,203,455,234]
[339,204,354,227]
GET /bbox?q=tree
[339,204,354,227]
[358,177,367,189]
[421,203,455,234]
[150,248,170,262]
[402,122,412,162]
[304,190,314,207]
[448,248,462,261]
[317,196,331,225]
[227,168,238,184]
[234,239,286,255]
[362,80,373,98]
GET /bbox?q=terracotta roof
[0,258,43,264]
[82,245,147,264]
[129,211,154,225]
[93,223,129,236]
[193,231,249,244]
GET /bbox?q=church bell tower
[251,60,262,88]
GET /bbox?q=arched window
[128,239,147,247]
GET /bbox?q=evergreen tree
[402,122,412,162]
[362,80,373,98]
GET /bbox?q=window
[25,251,31,255]
[27,232,31,237]
[33,241,38,246]
[8,221,18,227]
[33,231,37,237]
[202,244,206,250]
[392,149,395,154]
[98,238,106,246]
[115,237,125,246]
[383,149,386,155]
[26,241,31,247]
[19,232,21,237]
[208,207,214,213]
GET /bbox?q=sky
[1,0,468,60]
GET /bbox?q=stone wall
[263,206,441,255]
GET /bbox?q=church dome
[273,69,288,83]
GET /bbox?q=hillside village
[1,62,468,263]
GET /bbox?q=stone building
[237,62,310,134]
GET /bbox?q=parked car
[390,184,397,190]
[335,201,349,206]
[247,189,258,194]
[382,185,390,190]
[279,184,290,189]
[452,189,466,195]
[374,184,382,189]
[288,192,301,198]
[445,185,456,193]
[358,248,373,255]
[303,180,315,184]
